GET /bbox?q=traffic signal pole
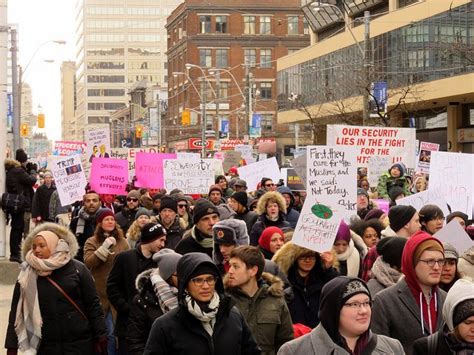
[11,27,20,151]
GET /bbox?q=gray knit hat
[153,248,182,281]
[135,207,152,220]
[443,242,459,260]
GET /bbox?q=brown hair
[93,223,124,243]
[230,246,265,280]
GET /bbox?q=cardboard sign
[50,155,87,206]
[292,146,357,253]
[368,156,392,188]
[135,152,177,188]
[90,158,128,195]
[291,152,307,189]
[429,151,473,218]
[327,125,416,169]
[237,157,281,191]
[396,188,450,216]
[223,151,242,173]
[53,141,87,156]
[416,141,439,174]
[85,126,111,163]
[163,159,215,194]
[434,220,473,254]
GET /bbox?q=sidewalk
[0,283,15,353]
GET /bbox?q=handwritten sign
[327,125,416,169]
[50,155,87,206]
[53,141,86,156]
[292,146,357,253]
[85,126,111,163]
[90,158,128,195]
[177,152,201,160]
[434,220,473,254]
[396,188,450,216]
[223,151,242,172]
[368,156,391,188]
[110,147,162,180]
[135,152,177,188]
[163,159,215,194]
[416,141,439,174]
[237,157,281,191]
[291,152,307,189]
[429,151,473,218]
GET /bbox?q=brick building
[166,0,311,156]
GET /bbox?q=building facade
[277,0,474,152]
[74,0,181,141]
[166,0,311,157]
[61,61,76,141]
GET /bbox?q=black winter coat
[32,184,56,221]
[175,228,213,257]
[287,263,339,328]
[413,329,457,355]
[144,296,261,355]
[5,260,106,354]
[158,216,183,250]
[106,245,157,337]
[232,210,258,235]
[5,159,37,210]
[115,207,138,234]
[70,215,97,262]
[249,214,291,246]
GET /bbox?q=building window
[261,114,273,130]
[244,49,256,67]
[260,82,272,99]
[287,48,300,54]
[219,82,229,100]
[200,16,211,33]
[200,81,214,102]
[260,49,272,68]
[244,16,256,34]
[216,49,228,68]
[303,17,310,34]
[260,16,271,34]
[216,16,227,33]
[199,49,212,67]
[287,16,299,35]
[408,50,429,68]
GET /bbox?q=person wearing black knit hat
[278,276,404,354]
[446,211,469,230]
[228,191,258,234]
[156,196,184,250]
[175,199,220,257]
[144,252,260,355]
[383,205,420,238]
[376,162,411,200]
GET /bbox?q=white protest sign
[368,156,391,188]
[177,152,201,160]
[110,147,160,180]
[416,141,439,174]
[85,126,111,163]
[327,125,416,169]
[396,188,450,216]
[235,144,253,159]
[434,220,473,254]
[213,159,225,176]
[291,152,307,188]
[292,146,357,253]
[50,155,87,206]
[237,157,281,191]
[429,151,473,218]
[163,159,215,194]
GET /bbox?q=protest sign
[109,147,161,180]
[213,159,225,176]
[371,199,390,215]
[416,141,439,174]
[222,151,242,172]
[85,126,111,163]
[429,151,473,217]
[237,157,281,191]
[434,220,473,254]
[327,125,416,169]
[177,152,201,160]
[135,152,177,188]
[368,156,391,188]
[163,159,215,194]
[292,146,357,252]
[53,141,87,156]
[235,144,253,159]
[291,152,307,188]
[396,188,450,216]
[50,155,87,206]
[90,158,128,195]
[281,168,305,191]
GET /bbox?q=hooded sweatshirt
[401,231,444,335]
[442,278,474,333]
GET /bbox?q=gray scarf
[76,208,96,235]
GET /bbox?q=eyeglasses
[298,255,316,261]
[178,204,187,208]
[344,301,372,309]
[419,259,446,267]
[265,183,274,187]
[127,198,139,202]
[191,276,217,287]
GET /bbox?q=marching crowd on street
[2,148,474,354]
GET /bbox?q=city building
[166,0,311,158]
[61,61,77,141]
[73,0,181,140]
[277,0,474,152]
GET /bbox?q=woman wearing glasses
[278,276,404,354]
[144,252,260,354]
[419,204,445,235]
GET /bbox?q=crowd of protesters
[3,150,474,355]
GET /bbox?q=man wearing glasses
[115,190,141,234]
[371,231,447,355]
[261,177,275,192]
[144,252,260,354]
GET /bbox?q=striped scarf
[149,269,178,314]
[15,239,71,354]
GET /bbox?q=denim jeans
[105,310,117,355]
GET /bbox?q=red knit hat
[96,209,115,225]
[258,226,284,251]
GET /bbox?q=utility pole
[11,27,20,151]
[215,71,220,140]
[0,0,8,257]
[201,79,207,158]
[157,95,162,149]
[248,73,253,140]
[362,11,371,126]
[244,62,250,141]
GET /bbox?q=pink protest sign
[372,199,390,215]
[135,152,176,188]
[90,158,128,195]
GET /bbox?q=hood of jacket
[256,191,287,215]
[442,279,474,332]
[460,246,474,264]
[277,186,294,209]
[4,158,21,171]
[22,222,79,259]
[223,271,285,298]
[271,241,338,275]
[135,268,154,293]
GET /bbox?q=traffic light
[37,113,45,128]
[182,110,190,126]
[135,125,143,138]
[20,124,28,137]
[160,145,166,153]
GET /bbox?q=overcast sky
[8,0,76,142]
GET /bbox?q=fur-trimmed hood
[22,222,79,259]
[224,271,285,298]
[271,241,338,275]
[256,191,287,216]
[4,158,21,171]
[135,268,154,293]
